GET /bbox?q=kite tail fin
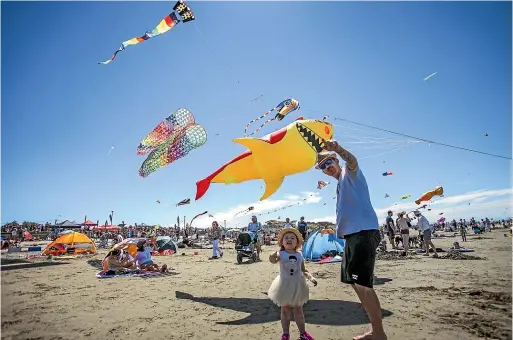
[196,178,211,200]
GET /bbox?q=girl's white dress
[268,250,309,307]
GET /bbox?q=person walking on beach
[248,215,263,260]
[297,216,308,241]
[415,211,438,258]
[284,218,293,229]
[459,219,467,242]
[396,212,411,255]
[211,221,223,259]
[385,211,396,249]
[268,227,317,340]
[317,140,387,340]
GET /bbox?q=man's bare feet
[353,330,387,340]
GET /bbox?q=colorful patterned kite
[99,0,195,65]
[415,186,444,205]
[138,108,207,177]
[317,181,329,190]
[401,195,411,200]
[382,172,393,176]
[244,98,300,137]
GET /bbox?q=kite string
[192,22,239,87]
[330,117,511,160]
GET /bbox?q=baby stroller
[235,231,258,264]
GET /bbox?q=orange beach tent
[42,232,97,256]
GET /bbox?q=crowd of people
[3,137,512,340]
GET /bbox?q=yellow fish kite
[195,117,334,201]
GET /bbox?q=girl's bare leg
[281,306,291,334]
[292,306,306,333]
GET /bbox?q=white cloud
[309,188,513,226]
[192,191,323,228]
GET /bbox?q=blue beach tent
[302,230,345,261]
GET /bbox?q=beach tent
[23,231,33,240]
[42,232,97,256]
[155,236,177,255]
[82,220,97,227]
[302,230,345,261]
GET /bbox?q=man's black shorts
[341,229,380,288]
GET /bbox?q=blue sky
[1,1,511,227]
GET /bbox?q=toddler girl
[268,228,317,340]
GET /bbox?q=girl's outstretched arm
[269,250,280,264]
[301,261,318,286]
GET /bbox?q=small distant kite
[249,95,264,104]
[423,72,437,81]
[176,198,190,206]
[439,212,444,215]
[107,146,114,155]
[317,181,329,190]
[99,0,195,64]
[138,108,207,177]
[384,193,390,198]
[235,206,254,217]
[484,133,489,137]
[382,172,393,176]
[244,98,300,136]
[401,195,411,200]
[190,211,208,226]
[415,186,443,205]
[156,200,161,204]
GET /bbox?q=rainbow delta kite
[99,0,195,65]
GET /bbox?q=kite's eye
[325,126,330,135]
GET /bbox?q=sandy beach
[1,230,511,340]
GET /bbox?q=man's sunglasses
[319,158,334,170]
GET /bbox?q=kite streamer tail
[245,117,276,137]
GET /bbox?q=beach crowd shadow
[1,261,69,271]
[175,291,393,326]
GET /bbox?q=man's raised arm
[335,145,358,172]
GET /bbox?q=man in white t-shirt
[415,211,438,258]
[284,218,293,229]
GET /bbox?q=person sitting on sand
[451,242,464,250]
[134,240,168,273]
[103,249,137,275]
